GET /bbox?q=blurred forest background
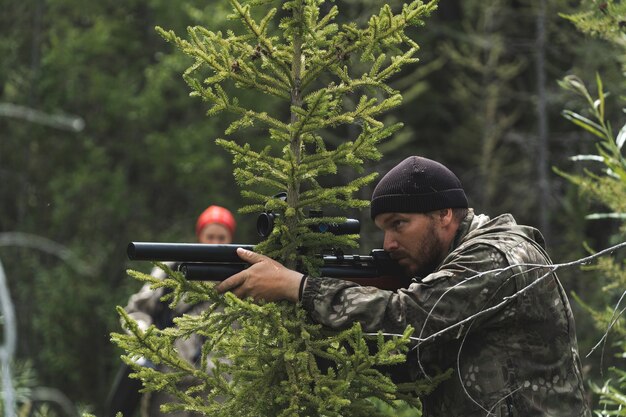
[1,0,624,415]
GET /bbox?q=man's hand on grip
[215,247,303,303]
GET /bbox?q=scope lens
[256,212,274,237]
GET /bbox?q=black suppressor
[127,242,255,262]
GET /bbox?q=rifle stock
[127,242,412,290]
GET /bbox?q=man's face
[374,212,447,277]
[198,223,233,244]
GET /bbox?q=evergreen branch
[161,25,292,101]
[185,76,290,129]
[239,189,281,206]
[114,308,198,377]
[329,75,398,98]
[231,56,292,98]
[374,47,420,82]
[313,4,339,33]
[289,89,339,141]
[299,175,377,209]
[329,124,392,165]
[235,108,289,132]
[303,93,402,131]
[217,140,290,182]
[291,78,401,135]
[299,122,393,168]
[126,266,214,307]
[294,125,390,184]
[236,168,288,191]
[301,1,436,88]
[219,104,288,135]
[229,0,294,83]
[215,31,292,93]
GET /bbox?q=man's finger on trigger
[215,273,244,294]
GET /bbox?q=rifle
[109,208,412,414]
[126,242,412,291]
[125,241,414,384]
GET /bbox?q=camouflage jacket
[301,210,590,417]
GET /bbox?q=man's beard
[406,222,446,278]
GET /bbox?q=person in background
[122,205,236,417]
[215,156,590,417]
[194,205,236,245]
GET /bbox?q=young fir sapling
[112,1,443,416]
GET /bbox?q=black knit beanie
[370,156,468,220]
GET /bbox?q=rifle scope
[256,212,360,238]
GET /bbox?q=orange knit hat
[195,205,236,237]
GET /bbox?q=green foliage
[558,4,626,413]
[112,268,424,417]
[591,366,626,416]
[558,73,626,415]
[156,0,437,269]
[1,0,259,409]
[1,361,68,417]
[560,0,626,45]
[10,0,624,413]
[113,0,442,415]
[557,74,626,221]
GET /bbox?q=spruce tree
[112,1,442,415]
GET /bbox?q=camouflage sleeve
[300,243,515,342]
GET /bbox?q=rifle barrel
[179,260,408,290]
[180,263,247,280]
[179,260,383,281]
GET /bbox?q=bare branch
[366,241,626,345]
[0,232,96,276]
[0,103,85,132]
[364,241,626,415]
[586,289,626,365]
